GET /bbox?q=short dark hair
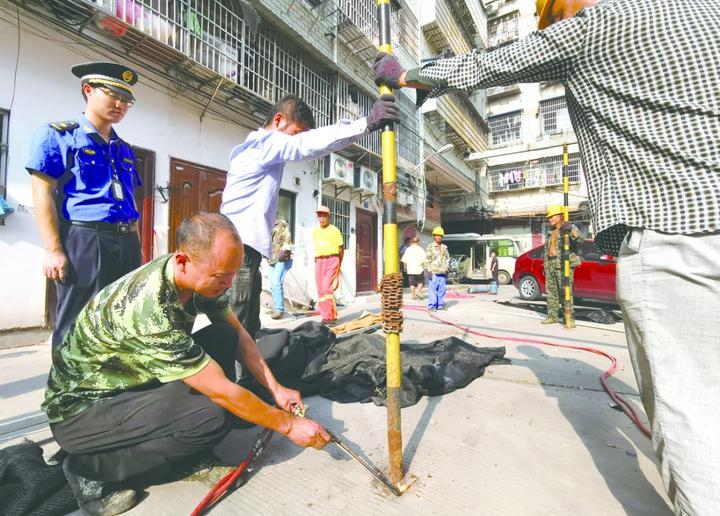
[176,212,242,255]
[263,94,316,129]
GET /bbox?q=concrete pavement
[0,286,671,515]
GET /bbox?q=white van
[443,233,524,285]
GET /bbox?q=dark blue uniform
[26,114,142,347]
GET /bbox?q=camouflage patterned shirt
[268,219,292,265]
[424,242,450,274]
[42,254,230,423]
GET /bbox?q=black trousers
[228,244,263,338]
[50,323,238,482]
[53,225,141,348]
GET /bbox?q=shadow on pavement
[515,345,671,515]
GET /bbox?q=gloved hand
[373,52,406,89]
[366,94,400,132]
[560,221,573,231]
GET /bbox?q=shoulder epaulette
[49,121,79,133]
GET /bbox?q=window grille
[539,97,572,134]
[321,195,351,248]
[488,12,519,48]
[488,110,521,146]
[488,154,582,192]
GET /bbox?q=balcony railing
[114,0,338,123]
[331,0,419,67]
[488,154,582,193]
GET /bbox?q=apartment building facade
[0,0,494,331]
[418,0,491,242]
[468,0,590,253]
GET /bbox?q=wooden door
[355,209,377,293]
[168,159,227,251]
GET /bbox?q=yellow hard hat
[536,0,556,30]
[546,205,564,219]
[432,226,445,236]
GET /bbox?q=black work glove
[373,52,406,89]
[561,222,573,231]
[366,94,400,132]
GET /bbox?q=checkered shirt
[407,0,720,256]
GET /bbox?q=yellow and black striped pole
[376,0,403,485]
[561,144,572,328]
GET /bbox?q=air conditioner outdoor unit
[323,153,354,187]
[353,166,378,196]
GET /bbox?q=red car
[512,240,617,302]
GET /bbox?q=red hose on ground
[403,305,651,437]
[191,428,275,515]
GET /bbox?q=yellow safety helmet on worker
[546,205,565,219]
[432,226,444,237]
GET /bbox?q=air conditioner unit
[323,153,354,187]
[353,166,378,196]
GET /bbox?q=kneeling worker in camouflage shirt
[42,212,329,515]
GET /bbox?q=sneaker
[63,457,139,515]
[321,319,338,327]
[428,307,437,312]
[439,305,448,311]
[270,311,284,320]
[541,318,558,324]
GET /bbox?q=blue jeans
[428,273,447,309]
[270,259,292,312]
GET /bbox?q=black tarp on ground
[245,321,509,408]
[0,441,76,516]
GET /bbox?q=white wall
[0,15,248,330]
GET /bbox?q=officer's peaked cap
[72,62,138,100]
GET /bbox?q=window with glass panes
[539,97,572,134]
[321,196,350,248]
[488,110,521,146]
[277,190,295,240]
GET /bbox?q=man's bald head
[176,212,242,257]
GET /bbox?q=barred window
[0,110,8,199]
[488,12,519,48]
[488,110,521,146]
[321,195,351,248]
[488,154,582,192]
[539,97,572,134]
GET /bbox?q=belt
[66,220,138,234]
[315,254,339,260]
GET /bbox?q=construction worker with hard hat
[374,1,720,511]
[423,226,450,312]
[543,205,581,328]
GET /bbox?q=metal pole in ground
[561,143,572,327]
[376,0,404,485]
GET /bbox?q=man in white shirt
[401,237,425,300]
[221,94,399,336]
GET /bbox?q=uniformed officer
[26,62,143,348]
[542,205,581,328]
